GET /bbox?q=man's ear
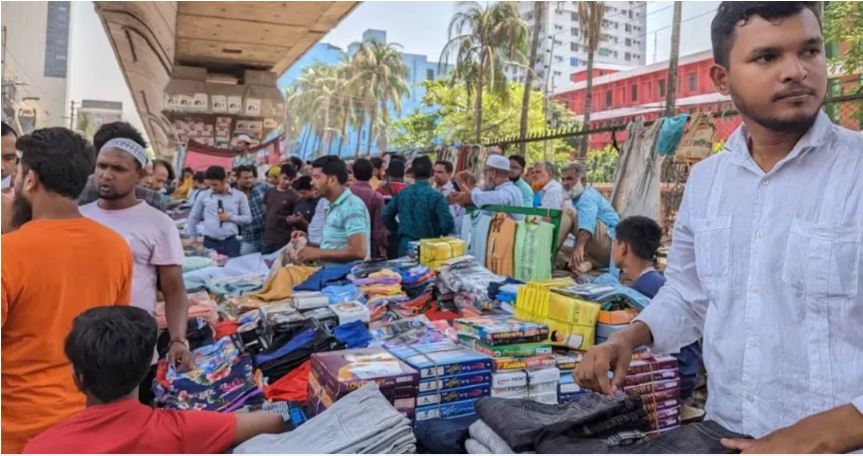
[710,64,730,96]
[72,370,86,394]
[23,169,39,193]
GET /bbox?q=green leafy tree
[584,145,620,183]
[388,110,439,150]
[823,1,863,76]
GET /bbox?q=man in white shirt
[529,161,564,210]
[575,2,863,453]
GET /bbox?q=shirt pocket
[781,218,861,299]
[691,216,733,289]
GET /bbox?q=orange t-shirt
[1,218,133,453]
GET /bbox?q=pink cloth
[155,292,218,329]
[81,201,184,315]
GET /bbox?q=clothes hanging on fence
[610,119,666,221]
[656,114,689,156]
[486,213,517,277]
[675,112,716,163]
[513,217,554,282]
[461,211,492,266]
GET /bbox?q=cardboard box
[415,398,479,421]
[418,371,492,394]
[416,384,491,406]
[310,347,419,396]
[459,336,552,358]
[387,341,492,379]
[453,316,549,346]
[493,355,557,372]
[491,367,560,389]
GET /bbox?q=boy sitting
[23,306,283,454]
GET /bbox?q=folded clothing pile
[387,341,493,422]
[624,355,682,432]
[182,255,215,273]
[156,291,218,329]
[436,257,507,312]
[309,347,419,420]
[455,315,556,372]
[234,383,417,454]
[490,367,560,405]
[153,337,261,412]
[254,319,341,382]
[399,265,436,299]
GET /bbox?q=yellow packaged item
[420,236,466,268]
[515,281,600,351]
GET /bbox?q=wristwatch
[169,337,190,350]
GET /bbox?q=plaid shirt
[78,175,167,212]
[241,182,270,244]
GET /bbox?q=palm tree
[518,1,545,156]
[577,1,607,156]
[441,1,527,144]
[348,41,409,155]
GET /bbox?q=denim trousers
[414,415,477,453]
[204,235,241,257]
[476,391,648,450]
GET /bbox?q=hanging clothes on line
[610,119,666,221]
[486,213,517,277]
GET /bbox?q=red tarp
[183,135,284,171]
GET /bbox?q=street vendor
[231,133,256,169]
[575,2,863,453]
[298,155,371,265]
[448,154,524,218]
[557,161,620,274]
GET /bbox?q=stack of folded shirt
[387,341,492,422]
[235,383,416,454]
[625,355,681,432]
[156,291,218,329]
[436,257,507,313]
[255,319,341,382]
[309,347,419,420]
[455,316,554,372]
[399,265,436,299]
[491,367,560,405]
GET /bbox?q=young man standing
[383,156,455,257]
[234,165,270,255]
[287,175,318,233]
[187,166,251,258]
[262,164,300,254]
[376,157,407,200]
[80,133,193,375]
[350,158,387,259]
[1,128,133,453]
[298,156,370,265]
[231,134,256,169]
[369,157,385,190]
[508,155,534,207]
[575,3,863,452]
[449,155,524,217]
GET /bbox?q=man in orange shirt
[1,127,133,453]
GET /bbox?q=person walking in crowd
[22,306,284,454]
[1,127,133,453]
[433,159,465,235]
[576,3,863,452]
[508,155,534,207]
[369,157,385,189]
[234,165,269,255]
[187,171,208,208]
[530,161,564,210]
[383,156,455,257]
[288,156,304,177]
[2,122,18,234]
[186,166,251,258]
[231,134,256,169]
[449,155,524,218]
[349,158,387,259]
[557,161,620,273]
[262,164,300,254]
[78,122,166,212]
[298,156,370,265]
[285,175,318,234]
[376,156,407,200]
[79,130,193,378]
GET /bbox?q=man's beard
[11,193,32,228]
[730,87,820,134]
[509,175,520,183]
[98,186,132,201]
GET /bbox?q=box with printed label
[624,378,681,396]
[418,371,492,393]
[459,336,552,358]
[625,369,679,387]
[491,381,558,398]
[454,316,549,346]
[417,384,491,406]
[311,348,419,396]
[491,389,558,405]
[415,398,479,421]
[493,355,557,372]
[627,356,678,376]
[491,367,560,389]
[387,341,492,379]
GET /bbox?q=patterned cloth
[232,153,257,169]
[321,189,371,264]
[383,180,455,257]
[241,182,270,245]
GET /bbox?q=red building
[555,50,740,150]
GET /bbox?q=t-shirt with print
[22,398,237,454]
[81,201,184,315]
[2,218,132,454]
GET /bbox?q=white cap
[236,134,252,144]
[486,154,511,172]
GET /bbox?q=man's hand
[721,405,863,454]
[448,192,471,207]
[569,244,586,271]
[297,246,321,263]
[168,342,194,372]
[286,214,304,224]
[573,335,636,395]
[218,211,232,222]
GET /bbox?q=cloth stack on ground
[308,347,419,420]
[436,256,507,314]
[624,354,682,432]
[234,383,417,454]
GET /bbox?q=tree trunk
[475,58,485,144]
[299,126,310,157]
[355,118,363,158]
[321,96,332,156]
[338,108,349,156]
[367,102,378,155]
[580,50,595,157]
[664,1,683,117]
[519,2,545,156]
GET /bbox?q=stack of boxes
[418,237,466,269]
[308,348,419,420]
[514,280,600,351]
[552,349,585,404]
[624,354,682,433]
[454,316,559,404]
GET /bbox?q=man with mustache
[575,2,863,453]
[1,127,133,453]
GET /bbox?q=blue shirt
[187,188,252,240]
[631,269,667,299]
[572,186,620,238]
[514,178,534,207]
[321,189,371,263]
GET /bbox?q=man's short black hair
[434,160,454,175]
[205,165,226,180]
[352,158,374,182]
[280,163,297,179]
[2,121,17,137]
[292,175,313,191]
[370,157,384,170]
[312,155,348,185]
[64,306,157,403]
[387,158,406,179]
[93,121,147,151]
[153,159,175,182]
[289,156,303,173]
[16,127,94,199]
[509,155,526,168]
[234,164,257,179]
[193,171,205,183]
[183,167,193,175]
[616,216,663,261]
[711,2,821,68]
[412,156,433,179]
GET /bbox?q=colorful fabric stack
[625,354,682,433]
[156,291,219,329]
[514,280,601,351]
[308,347,419,420]
[153,337,261,411]
[436,257,507,314]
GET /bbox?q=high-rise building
[75,99,123,140]
[1,1,71,133]
[511,1,647,92]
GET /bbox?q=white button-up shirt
[636,111,863,438]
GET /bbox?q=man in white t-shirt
[80,126,193,386]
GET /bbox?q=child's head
[65,306,158,403]
[612,216,662,267]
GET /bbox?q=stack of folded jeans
[234,383,417,454]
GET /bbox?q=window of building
[625,52,631,61]
[625,38,631,47]
[625,24,631,32]
[44,1,71,78]
[571,27,579,36]
[631,84,638,102]
[555,24,563,31]
[426,69,434,80]
[554,71,562,76]
[629,10,633,19]
[689,73,697,91]
[571,42,579,52]
[571,12,578,21]
[570,57,579,67]
[659,79,666,97]
[606,90,612,107]
[614,51,619,58]
[598,48,611,57]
